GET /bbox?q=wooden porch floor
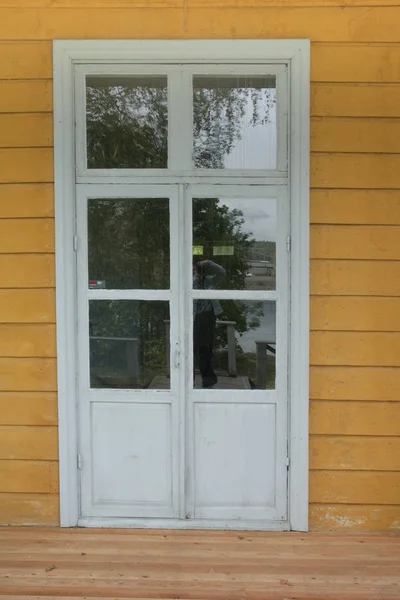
[0,528,399,599]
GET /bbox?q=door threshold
[77,517,290,531]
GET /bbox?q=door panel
[193,402,277,520]
[89,402,173,517]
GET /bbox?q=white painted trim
[53,39,309,62]
[78,517,289,531]
[76,174,288,185]
[87,290,172,301]
[288,42,310,532]
[54,39,310,531]
[54,45,79,527]
[191,290,278,301]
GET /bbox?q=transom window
[75,64,288,179]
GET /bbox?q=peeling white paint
[330,515,367,528]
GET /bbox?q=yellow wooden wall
[0,0,399,531]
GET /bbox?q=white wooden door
[185,184,289,522]
[76,182,288,524]
[77,184,183,519]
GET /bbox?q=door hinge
[77,453,83,470]
[286,235,291,253]
[73,234,79,252]
[286,456,290,469]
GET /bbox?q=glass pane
[193,300,276,390]
[88,198,170,290]
[193,75,276,169]
[192,197,276,291]
[86,76,168,169]
[89,300,170,389]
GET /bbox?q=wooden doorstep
[0,528,399,599]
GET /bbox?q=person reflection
[193,260,226,388]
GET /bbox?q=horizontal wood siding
[0,460,58,493]
[0,114,53,147]
[2,7,400,41]
[310,401,400,436]
[0,493,59,525]
[0,37,56,527]
[0,392,57,425]
[0,0,398,532]
[0,426,58,460]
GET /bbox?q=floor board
[0,528,399,599]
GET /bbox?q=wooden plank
[0,254,54,288]
[0,80,52,113]
[0,324,56,357]
[310,401,400,436]
[310,471,400,504]
[1,528,397,542]
[0,218,54,253]
[311,84,400,118]
[2,7,400,42]
[311,225,400,260]
[0,528,397,547]
[311,259,400,296]
[311,153,400,189]
[0,148,53,183]
[310,366,400,401]
[311,331,400,366]
[310,436,400,471]
[311,297,400,331]
[1,0,400,6]
[0,568,399,597]
[0,573,399,599]
[0,392,57,425]
[0,114,53,148]
[310,504,400,532]
[0,426,58,460]
[0,42,51,79]
[0,493,59,525]
[312,44,400,83]
[0,289,55,323]
[0,531,398,552]
[0,358,57,391]
[311,117,400,153]
[311,190,400,225]
[0,460,58,493]
[0,184,54,218]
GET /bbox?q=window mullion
[168,71,193,172]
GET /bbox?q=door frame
[54,39,310,531]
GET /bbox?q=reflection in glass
[193,75,276,169]
[89,300,170,389]
[192,197,276,291]
[88,198,170,290]
[86,76,168,169]
[192,300,276,390]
